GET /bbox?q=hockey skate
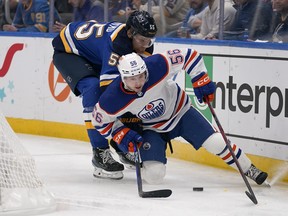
[245,164,268,185]
[118,152,136,169]
[110,140,136,169]
[92,148,124,180]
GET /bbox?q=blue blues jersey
[73,0,108,22]
[109,0,132,17]
[13,0,61,32]
[52,20,154,87]
[92,48,207,139]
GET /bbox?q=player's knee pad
[142,161,166,184]
[202,132,226,155]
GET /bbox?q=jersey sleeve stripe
[184,50,202,76]
[184,49,197,69]
[100,80,114,87]
[184,48,192,63]
[101,122,113,135]
[96,122,113,138]
[100,74,119,87]
[65,26,79,55]
[60,24,79,55]
[110,24,126,41]
[60,26,71,53]
[175,90,186,114]
[188,55,202,75]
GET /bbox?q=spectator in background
[132,0,190,36]
[165,0,207,38]
[3,0,61,32]
[53,0,132,32]
[70,0,105,22]
[227,0,273,41]
[54,0,73,13]
[270,0,288,43]
[190,0,236,39]
[132,0,159,16]
[0,0,4,29]
[110,0,133,23]
[54,0,74,25]
[52,0,106,32]
[0,0,18,31]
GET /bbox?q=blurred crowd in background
[0,0,287,43]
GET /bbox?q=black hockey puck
[193,187,204,191]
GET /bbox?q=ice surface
[17,134,288,216]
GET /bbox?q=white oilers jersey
[92,48,207,139]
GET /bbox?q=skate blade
[93,168,123,180]
[124,164,136,170]
[263,180,271,187]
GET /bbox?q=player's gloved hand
[112,126,143,153]
[192,72,216,103]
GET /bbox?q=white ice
[18,134,288,216]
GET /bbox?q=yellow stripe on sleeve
[60,27,72,53]
[100,80,113,87]
[110,24,126,41]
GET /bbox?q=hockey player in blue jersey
[3,0,61,32]
[92,48,268,185]
[52,11,157,179]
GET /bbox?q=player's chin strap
[160,133,173,154]
[168,140,173,154]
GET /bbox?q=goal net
[0,111,56,215]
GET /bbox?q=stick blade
[140,189,172,198]
[245,191,258,205]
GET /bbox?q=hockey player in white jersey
[92,48,268,185]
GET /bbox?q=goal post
[0,111,56,215]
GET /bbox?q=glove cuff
[113,127,130,145]
[192,72,211,88]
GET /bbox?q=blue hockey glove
[192,72,216,103]
[112,126,143,153]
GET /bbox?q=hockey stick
[205,96,258,205]
[134,145,172,198]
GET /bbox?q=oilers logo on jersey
[139,99,165,120]
[142,142,151,150]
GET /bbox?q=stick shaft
[206,98,258,204]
